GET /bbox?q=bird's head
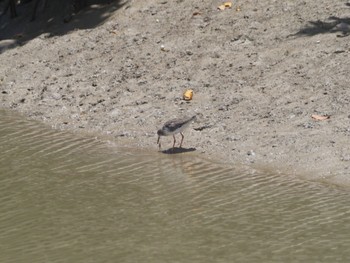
[157,129,165,136]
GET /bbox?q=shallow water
[1,110,350,262]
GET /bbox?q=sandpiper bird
[157,115,196,149]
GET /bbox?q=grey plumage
[157,115,196,149]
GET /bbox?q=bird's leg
[172,135,176,149]
[157,136,161,150]
[179,132,184,148]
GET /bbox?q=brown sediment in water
[1,0,350,184]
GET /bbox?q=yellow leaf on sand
[183,89,194,101]
[218,4,226,10]
[218,2,232,10]
[311,114,330,121]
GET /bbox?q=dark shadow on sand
[0,0,126,52]
[295,16,350,37]
[161,147,196,154]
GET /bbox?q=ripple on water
[1,110,350,263]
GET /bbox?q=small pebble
[247,150,256,156]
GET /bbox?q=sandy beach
[1,0,350,185]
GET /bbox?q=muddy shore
[1,0,350,185]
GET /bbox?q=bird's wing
[164,119,180,129]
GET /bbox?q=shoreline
[1,0,350,186]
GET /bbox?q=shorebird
[157,115,196,149]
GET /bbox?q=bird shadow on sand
[160,147,196,154]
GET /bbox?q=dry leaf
[311,114,330,121]
[218,2,232,10]
[183,89,194,101]
[218,4,226,10]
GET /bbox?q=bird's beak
[157,136,161,149]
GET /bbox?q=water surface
[1,110,350,262]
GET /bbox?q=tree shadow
[160,147,197,155]
[296,16,350,37]
[0,0,126,49]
